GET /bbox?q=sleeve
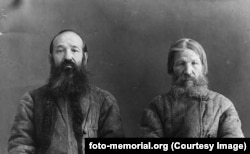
[97,93,124,138]
[218,101,244,138]
[140,98,164,138]
[8,92,36,154]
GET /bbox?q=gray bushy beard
[171,73,208,98]
[47,59,89,98]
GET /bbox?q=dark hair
[49,29,88,54]
[167,38,208,75]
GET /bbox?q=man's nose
[184,63,192,75]
[64,50,73,60]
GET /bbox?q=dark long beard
[45,59,88,154]
[171,74,209,99]
[47,59,89,97]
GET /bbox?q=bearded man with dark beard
[140,38,244,138]
[8,30,124,154]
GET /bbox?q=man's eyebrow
[71,45,81,49]
[55,45,65,48]
[174,59,185,64]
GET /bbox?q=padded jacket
[8,85,124,154]
[140,90,244,138]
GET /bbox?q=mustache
[59,59,78,71]
[173,73,208,87]
[175,74,196,85]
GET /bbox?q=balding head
[50,29,87,54]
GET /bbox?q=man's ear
[83,52,88,65]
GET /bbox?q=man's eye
[192,62,198,65]
[56,49,64,53]
[176,62,184,66]
[72,49,79,52]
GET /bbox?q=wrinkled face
[52,31,84,68]
[173,49,203,87]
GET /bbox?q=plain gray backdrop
[1,0,250,153]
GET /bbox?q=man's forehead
[174,49,201,61]
[53,31,84,47]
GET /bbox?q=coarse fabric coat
[8,85,124,154]
[140,90,244,138]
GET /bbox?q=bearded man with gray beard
[8,30,124,154]
[140,38,244,138]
